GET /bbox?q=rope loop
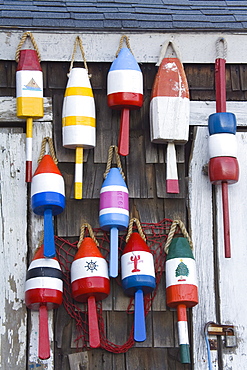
[15,31,41,63]
[103,145,125,180]
[156,39,181,66]
[77,223,99,248]
[69,35,89,73]
[115,35,134,57]
[164,219,193,254]
[38,137,58,165]
[216,37,227,60]
[126,217,146,243]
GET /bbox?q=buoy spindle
[134,289,146,341]
[39,304,50,360]
[75,147,84,199]
[118,108,130,156]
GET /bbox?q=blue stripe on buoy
[208,112,236,135]
[109,48,141,72]
[122,275,156,296]
[99,213,129,230]
[32,192,65,215]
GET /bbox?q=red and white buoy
[25,245,63,359]
[16,40,43,182]
[71,236,110,348]
[150,41,190,193]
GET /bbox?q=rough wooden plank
[153,310,175,348]
[0,129,27,369]
[152,273,167,311]
[188,126,218,369]
[230,65,241,91]
[68,352,89,370]
[240,64,247,90]
[106,311,129,345]
[126,348,168,369]
[155,163,185,199]
[132,199,165,224]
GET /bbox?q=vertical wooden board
[152,273,167,311]
[133,199,165,224]
[153,310,175,348]
[0,129,27,369]
[126,347,168,370]
[216,133,247,368]
[188,126,218,369]
[106,311,129,346]
[134,311,153,348]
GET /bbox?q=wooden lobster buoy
[166,237,198,364]
[107,47,143,156]
[16,48,43,182]
[99,167,129,278]
[121,232,156,342]
[31,155,65,258]
[62,67,96,199]
[25,245,63,360]
[150,42,190,193]
[208,112,239,258]
[71,237,110,348]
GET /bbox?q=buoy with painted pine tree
[31,154,65,258]
[71,233,110,348]
[16,32,43,182]
[62,36,96,199]
[150,41,190,193]
[25,245,63,360]
[107,36,143,156]
[165,237,198,364]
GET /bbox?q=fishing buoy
[31,154,65,258]
[16,34,43,182]
[107,43,143,156]
[208,112,239,258]
[166,237,198,364]
[99,167,129,278]
[71,236,110,348]
[25,245,63,360]
[150,42,190,193]
[62,66,95,199]
[121,231,156,342]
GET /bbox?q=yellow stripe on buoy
[64,87,93,97]
[62,116,96,127]
[74,147,83,199]
[17,97,43,118]
[26,117,33,138]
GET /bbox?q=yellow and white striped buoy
[62,67,96,199]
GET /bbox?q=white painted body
[71,257,109,281]
[121,251,155,280]
[107,69,143,94]
[208,133,237,158]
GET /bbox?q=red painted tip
[25,161,32,182]
[33,244,58,261]
[74,237,104,259]
[166,179,179,194]
[38,305,50,360]
[17,49,42,71]
[118,108,129,156]
[88,296,101,348]
[33,155,61,176]
[123,232,150,254]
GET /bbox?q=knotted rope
[15,31,41,63]
[103,145,125,180]
[164,219,193,254]
[38,137,58,165]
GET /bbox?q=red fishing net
[55,218,173,353]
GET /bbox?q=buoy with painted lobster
[31,150,65,258]
[62,36,96,199]
[71,226,110,348]
[107,36,143,156]
[16,32,43,182]
[99,146,129,278]
[150,41,190,193]
[165,233,198,364]
[25,244,63,360]
[121,219,156,342]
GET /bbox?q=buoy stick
[177,304,190,364]
[26,117,33,182]
[215,58,226,113]
[221,181,231,258]
[166,142,179,193]
[43,209,56,258]
[75,147,83,199]
[87,296,100,348]
[109,227,119,278]
[39,305,50,360]
[134,289,146,342]
[118,108,130,156]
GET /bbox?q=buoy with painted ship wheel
[107,37,143,156]
[71,235,110,348]
[121,225,156,342]
[25,245,63,360]
[165,237,198,364]
[16,32,43,182]
[150,41,190,194]
[31,154,65,258]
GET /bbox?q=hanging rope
[77,223,99,248]
[37,137,58,165]
[69,35,88,73]
[216,37,227,60]
[164,219,193,254]
[15,31,41,63]
[115,35,134,57]
[126,217,146,243]
[156,39,181,66]
[103,145,125,180]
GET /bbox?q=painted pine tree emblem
[175,259,189,281]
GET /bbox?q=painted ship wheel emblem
[85,259,98,273]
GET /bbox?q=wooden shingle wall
[1,59,247,369]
